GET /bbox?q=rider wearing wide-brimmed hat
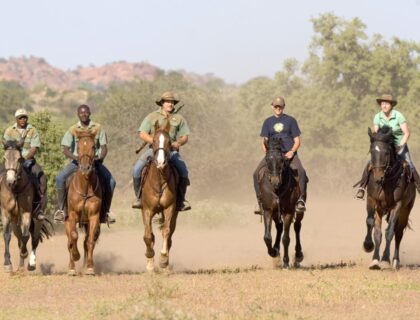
[132,91,191,211]
[355,94,420,199]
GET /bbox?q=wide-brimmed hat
[15,108,28,118]
[272,96,286,107]
[155,91,179,106]
[376,94,397,107]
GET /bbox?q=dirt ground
[1,197,420,319]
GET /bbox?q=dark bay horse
[1,141,52,272]
[362,127,416,270]
[141,121,179,272]
[65,131,102,276]
[258,137,304,268]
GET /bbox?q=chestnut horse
[141,121,179,272]
[257,137,304,268]
[1,141,52,272]
[363,127,416,270]
[65,131,102,276]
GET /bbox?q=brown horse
[362,127,416,270]
[65,132,102,276]
[141,121,179,272]
[1,141,52,272]
[257,137,304,268]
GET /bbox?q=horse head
[368,126,395,184]
[76,131,96,177]
[3,140,24,187]
[264,137,287,190]
[152,120,171,169]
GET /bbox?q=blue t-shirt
[260,114,301,152]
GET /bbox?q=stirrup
[177,200,191,212]
[132,198,142,209]
[106,212,116,224]
[53,209,66,223]
[355,187,366,200]
[254,203,263,215]
[296,198,306,213]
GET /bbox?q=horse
[141,120,179,272]
[257,137,304,268]
[65,131,102,276]
[0,140,52,272]
[362,126,416,270]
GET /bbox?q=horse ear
[154,120,160,132]
[368,127,374,142]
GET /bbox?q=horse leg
[83,224,89,269]
[159,206,176,269]
[363,200,375,252]
[85,215,100,276]
[392,204,412,270]
[11,212,30,269]
[65,214,79,276]
[142,209,155,272]
[282,214,293,268]
[294,212,304,266]
[273,217,283,257]
[369,211,382,270]
[2,211,13,272]
[28,220,42,271]
[381,205,401,266]
[263,210,278,257]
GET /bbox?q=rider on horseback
[2,108,47,221]
[355,94,420,199]
[253,96,308,214]
[132,91,191,211]
[53,104,116,224]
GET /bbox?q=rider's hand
[171,141,181,151]
[285,151,294,159]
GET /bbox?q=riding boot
[132,177,142,209]
[296,173,307,213]
[355,164,370,200]
[53,188,67,223]
[176,177,191,211]
[412,168,420,193]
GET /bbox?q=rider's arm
[373,125,379,133]
[98,144,108,160]
[261,137,267,153]
[285,136,301,159]
[172,135,188,150]
[63,146,77,161]
[139,131,153,145]
[25,147,37,160]
[399,122,410,146]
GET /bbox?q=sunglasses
[273,105,283,109]
[17,116,28,120]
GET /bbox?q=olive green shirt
[3,124,41,158]
[138,109,190,142]
[373,110,406,145]
[61,120,107,157]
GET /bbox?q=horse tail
[30,217,54,242]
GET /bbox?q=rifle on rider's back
[135,104,184,154]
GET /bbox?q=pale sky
[1,0,420,83]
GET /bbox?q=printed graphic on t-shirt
[273,123,284,133]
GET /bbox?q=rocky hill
[0,56,219,90]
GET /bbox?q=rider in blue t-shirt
[253,96,308,214]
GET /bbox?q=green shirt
[373,109,406,145]
[61,120,107,157]
[138,109,190,143]
[3,124,41,158]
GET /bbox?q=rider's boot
[132,177,142,209]
[53,188,67,223]
[176,177,191,211]
[296,172,307,212]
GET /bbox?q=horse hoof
[363,241,374,253]
[146,258,155,272]
[392,259,400,270]
[68,269,77,276]
[85,268,95,276]
[369,259,381,270]
[272,256,281,268]
[4,264,13,273]
[159,254,169,269]
[294,252,304,263]
[27,264,36,272]
[380,260,391,269]
[283,263,290,269]
[293,261,301,268]
[20,251,29,259]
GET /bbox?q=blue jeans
[56,160,116,193]
[132,149,188,178]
